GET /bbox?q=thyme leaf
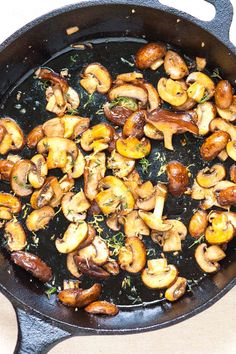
[188,234,205,249]
[139,158,151,174]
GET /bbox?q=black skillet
[0,0,236,353]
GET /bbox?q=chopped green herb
[105,231,125,256]
[38,80,51,91]
[120,57,135,67]
[122,276,131,289]
[45,286,57,299]
[188,234,205,249]
[109,97,138,111]
[139,158,151,174]
[67,107,79,115]
[70,54,79,63]
[83,94,94,108]
[12,175,18,181]
[95,108,104,115]
[89,214,104,237]
[199,93,211,103]
[211,68,222,80]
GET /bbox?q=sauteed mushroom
[55,222,88,254]
[135,42,166,70]
[164,50,189,80]
[200,131,230,161]
[166,161,189,197]
[85,301,119,316]
[157,78,188,107]
[165,277,187,302]
[4,221,27,251]
[58,283,101,308]
[108,84,148,107]
[186,72,215,102]
[189,210,208,239]
[27,125,44,149]
[216,95,236,121]
[118,237,146,273]
[62,190,90,222]
[10,160,34,197]
[141,258,178,289]
[196,164,226,188]
[215,80,233,109]
[80,63,112,94]
[124,211,150,237]
[80,123,114,153]
[195,102,216,135]
[195,243,221,273]
[107,150,135,178]
[26,206,55,232]
[84,152,106,201]
[116,136,151,159]
[0,118,24,154]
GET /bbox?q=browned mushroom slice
[27,125,44,148]
[74,256,110,279]
[164,50,189,80]
[28,154,48,189]
[62,190,90,223]
[230,165,236,183]
[135,42,166,70]
[143,123,163,140]
[36,67,69,91]
[165,277,187,302]
[42,118,64,137]
[58,283,101,308]
[85,301,119,316]
[186,72,215,102]
[59,174,75,193]
[10,160,34,197]
[103,103,133,126]
[95,176,135,215]
[115,72,143,84]
[139,184,172,232]
[142,82,161,111]
[118,237,146,273]
[80,123,114,153]
[78,236,109,266]
[84,152,106,201]
[157,78,188,107]
[123,110,146,138]
[123,169,142,200]
[67,251,82,278]
[161,220,187,252]
[136,181,156,211]
[0,159,15,181]
[116,137,151,159]
[4,221,27,251]
[196,164,226,188]
[107,150,135,179]
[37,137,78,170]
[0,193,21,218]
[195,243,220,273]
[108,84,148,107]
[106,214,121,231]
[141,258,178,289]
[166,161,189,197]
[195,102,216,135]
[26,206,55,232]
[189,210,208,239]
[216,95,236,121]
[61,115,90,139]
[11,251,52,282]
[215,80,233,109]
[216,185,236,206]
[210,117,236,140]
[124,211,150,237]
[55,222,88,254]
[200,131,230,161]
[30,176,63,209]
[196,57,206,71]
[0,118,25,154]
[102,258,120,275]
[205,213,234,244]
[146,108,198,150]
[80,63,112,94]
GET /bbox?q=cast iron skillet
[0,0,236,353]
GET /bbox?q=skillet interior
[0,2,236,332]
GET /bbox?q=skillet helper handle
[14,307,71,354]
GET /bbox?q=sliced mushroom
[142,82,161,111]
[226,141,236,161]
[216,185,236,206]
[106,214,121,231]
[79,236,109,266]
[124,210,150,237]
[189,210,208,239]
[61,115,90,139]
[143,123,163,140]
[0,159,15,181]
[210,117,236,140]
[216,95,236,121]
[122,110,146,138]
[200,131,230,161]
[166,161,189,197]
[141,258,178,289]
[186,72,215,101]
[157,78,187,106]
[215,80,233,109]
[208,210,236,230]
[205,245,226,262]
[136,181,156,210]
[84,152,106,201]
[196,164,226,188]
[67,251,82,278]
[118,236,146,273]
[26,206,55,232]
[195,243,220,273]
[28,154,48,189]
[165,277,187,302]
[4,221,27,251]
[10,160,34,196]
[103,103,133,126]
[107,150,135,179]
[115,72,143,84]
[162,220,187,252]
[102,258,120,275]
[116,137,151,159]
[74,256,110,279]
[164,50,189,80]
[80,63,112,94]
[135,42,166,70]
[196,57,206,71]
[80,123,114,153]
[123,169,142,200]
[58,283,101,308]
[43,117,64,137]
[139,184,172,231]
[37,137,78,170]
[205,213,234,244]
[85,301,119,316]
[55,222,88,254]
[59,174,75,193]
[30,176,63,209]
[0,192,21,219]
[95,175,135,215]
[78,224,96,250]
[11,251,52,282]
[0,118,24,154]
[108,84,148,107]
[195,102,216,135]
[62,147,85,179]
[26,125,44,149]
[62,190,90,223]
[146,108,198,150]
[230,164,236,183]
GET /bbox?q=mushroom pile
[1,40,236,317]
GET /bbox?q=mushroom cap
[195,243,220,273]
[108,84,148,107]
[164,50,189,80]
[4,221,27,251]
[118,236,146,273]
[55,222,88,254]
[196,164,226,188]
[85,301,119,316]
[116,137,151,159]
[10,160,34,197]
[58,283,102,308]
[141,258,178,289]
[26,206,55,232]
[135,42,166,69]
[82,63,112,94]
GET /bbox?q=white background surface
[0,1,236,353]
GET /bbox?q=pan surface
[0,1,236,334]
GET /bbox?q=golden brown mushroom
[0,118,24,154]
[80,123,114,153]
[195,243,220,273]
[107,150,135,179]
[210,117,236,140]
[200,131,230,161]
[84,152,106,201]
[157,78,188,107]
[215,80,233,109]
[30,176,63,209]
[216,95,236,121]
[118,237,146,273]
[80,63,112,94]
[124,210,150,237]
[78,236,109,266]
[26,125,44,148]
[196,164,226,188]
[26,206,55,232]
[188,210,208,239]
[123,110,146,138]
[55,222,88,254]
[205,213,234,244]
[108,84,148,107]
[164,50,189,80]
[186,72,215,102]
[4,221,27,251]
[10,160,34,197]
[62,190,90,223]
[85,301,119,316]
[166,161,189,197]
[165,277,187,301]
[116,137,151,159]
[135,42,166,70]
[141,258,178,289]
[195,102,216,135]
[58,283,101,308]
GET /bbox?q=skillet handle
[13,307,71,354]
